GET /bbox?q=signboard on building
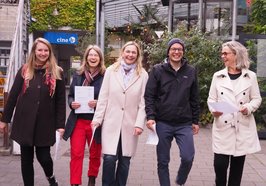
[44,32,78,45]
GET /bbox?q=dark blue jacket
[144,58,200,125]
[63,72,104,142]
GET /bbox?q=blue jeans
[156,121,195,186]
[102,138,131,186]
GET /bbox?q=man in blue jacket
[144,38,200,186]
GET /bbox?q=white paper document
[89,125,97,149]
[146,124,159,145]
[54,131,60,160]
[207,101,239,115]
[75,86,94,114]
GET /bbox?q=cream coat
[93,64,148,157]
[208,68,262,156]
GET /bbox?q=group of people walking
[0,36,262,186]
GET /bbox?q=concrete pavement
[1,126,266,186]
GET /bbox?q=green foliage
[241,40,266,130]
[244,0,266,34]
[144,25,224,125]
[29,0,95,32]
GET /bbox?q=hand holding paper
[146,124,159,145]
[207,101,238,115]
[75,86,94,114]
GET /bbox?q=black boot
[47,175,58,186]
[88,176,96,186]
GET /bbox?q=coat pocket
[215,113,234,129]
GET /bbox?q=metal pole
[168,0,173,32]
[198,0,203,32]
[100,3,105,53]
[187,3,191,31]
[218,1,221,36]
[96,0,100,45]
[232,0,237,41]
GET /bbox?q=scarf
[82,67,100,86]
[120,60,136,88]
[22,63,56,97]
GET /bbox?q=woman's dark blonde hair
[113,41,143,75]
[222,41,250,70]
[24,37,62,80]
[78,45,105,75]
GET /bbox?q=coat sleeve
[1,67,24,123]
[244,73,262,115]
[68,73,79,109]
[207,73,218,112]
[144,66,159,121]
[92,67,111,125]
[54,72,66,129]
[135,70,148,129]
[189,69,200,124]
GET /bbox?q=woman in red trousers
[63,45,105,186]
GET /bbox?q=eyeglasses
[170,48,183,52]
[88,53,99,57]
[221,52,233,56]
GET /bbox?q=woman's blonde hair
[78,45,105,75]
[24,37,62,80]
[113,41,143,75]
[222,41,250,70]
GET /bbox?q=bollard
[3,92,9,149]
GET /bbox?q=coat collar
[114,67,140,91]
[215,68,252,95]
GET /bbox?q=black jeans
[20,146,54,186]
[214,153,246,186]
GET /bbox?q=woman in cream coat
[208,41,262,186]
[92,41,148,186]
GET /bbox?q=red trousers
[70,119,101,185]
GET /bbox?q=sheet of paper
[89,125,97,149]
[207,101,239,115]
[146,124,159,145]
[75,86,94,114]
[54,131,60,160]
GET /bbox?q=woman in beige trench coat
[207,41,262,186]
[92,41,148,186]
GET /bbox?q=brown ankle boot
[88,176,96,186]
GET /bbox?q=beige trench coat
[208,68,262,156]
[93,64,148,157]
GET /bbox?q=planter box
[258,130,266,140]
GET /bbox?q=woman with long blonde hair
[0,37,66,186]
[92,41,148,186]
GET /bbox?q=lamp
[52,8,59,16]
[155,31,164,39]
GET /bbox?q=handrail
[4,0,25,93]
[2,0,26,150]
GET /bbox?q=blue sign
[44,32,78,45]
